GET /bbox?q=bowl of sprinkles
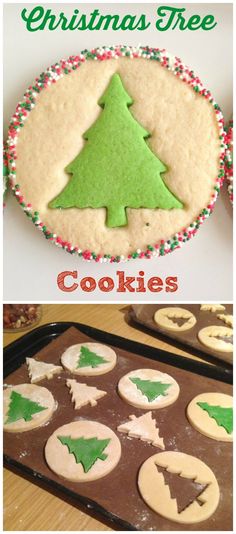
[5,45,226,263]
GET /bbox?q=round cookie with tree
[61,342,117,376]
[187,392,233,442]
[3,383,56,432]
[118,368,179,409]
[198,325,233,352]
[154,307,196,331]
[6,45,226,262]
[45,420,121,482]
[138,451,220,524]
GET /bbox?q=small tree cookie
[26,357,62,383]
[66,378,107,409]
[117,411,165,449]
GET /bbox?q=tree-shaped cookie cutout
[117,411,165,449]
[26,357,62,383]
[77,346,108,369]
[66,378,107,409]
[197,402,233,434]
[130,377,171,402]
[156,464,208,514]
[58,435,110,473]
[5,390,46,424]
[49,73,183,227]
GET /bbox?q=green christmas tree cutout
[5,390,46,424]
[49,73,183,227]
[58,435,110,472]
[197,402,233,434]
[77,346,109,369]
[130,377,171,402]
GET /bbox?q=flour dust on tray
[187,392,233,442]
[61,342,117,376]
[138,451,220,524]
[3,384,56,432]
[45,420,121,482]
[6,45,226,262]
[118,368,179,409]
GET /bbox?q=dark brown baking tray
[4,322,233,531]
[129,304,233,366]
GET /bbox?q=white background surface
[3,3,233,301]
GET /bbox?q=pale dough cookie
[117,411,165,449]
[154,307,196,332]
[26,357,63,383]
[61,342,117,376]
[217,314,233,328]
[118,368,179,409]
[200,304,225,312]
[66,378,107,408]
[7,45,224,263]
[198,325,233,352]
[45,420,121,482]
[138,451,220,524]
[3,383,56,433]
[187,392,233,442]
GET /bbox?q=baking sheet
[130,304,233,365]
[4,324,233,531]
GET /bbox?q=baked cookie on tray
[6,45,226,262]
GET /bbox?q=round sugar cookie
[45,420,121,482]
[3,383,56,432]
[138,451,220,524]
[187,392,233,442]
[6,45,225,263]
[61,342,117,376]
[198,325,233,352]
[154,307,196,331]
[118,368,179,409]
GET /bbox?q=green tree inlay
[49,73,183,227]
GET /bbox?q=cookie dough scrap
[26,357,63,383]
[217,314,233,328]
[3,383,56,432]
[154,307,196,331]
[200,304,226,312]
[198,326,233,352]
[66,378,107,409]
[117,411,165,449]
[138,451,220,524]
[187,392,233,442]
[45,420,121,482]
[118,368,179,409]
[61,342,117,376]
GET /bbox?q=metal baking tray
[3,322,233,531]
